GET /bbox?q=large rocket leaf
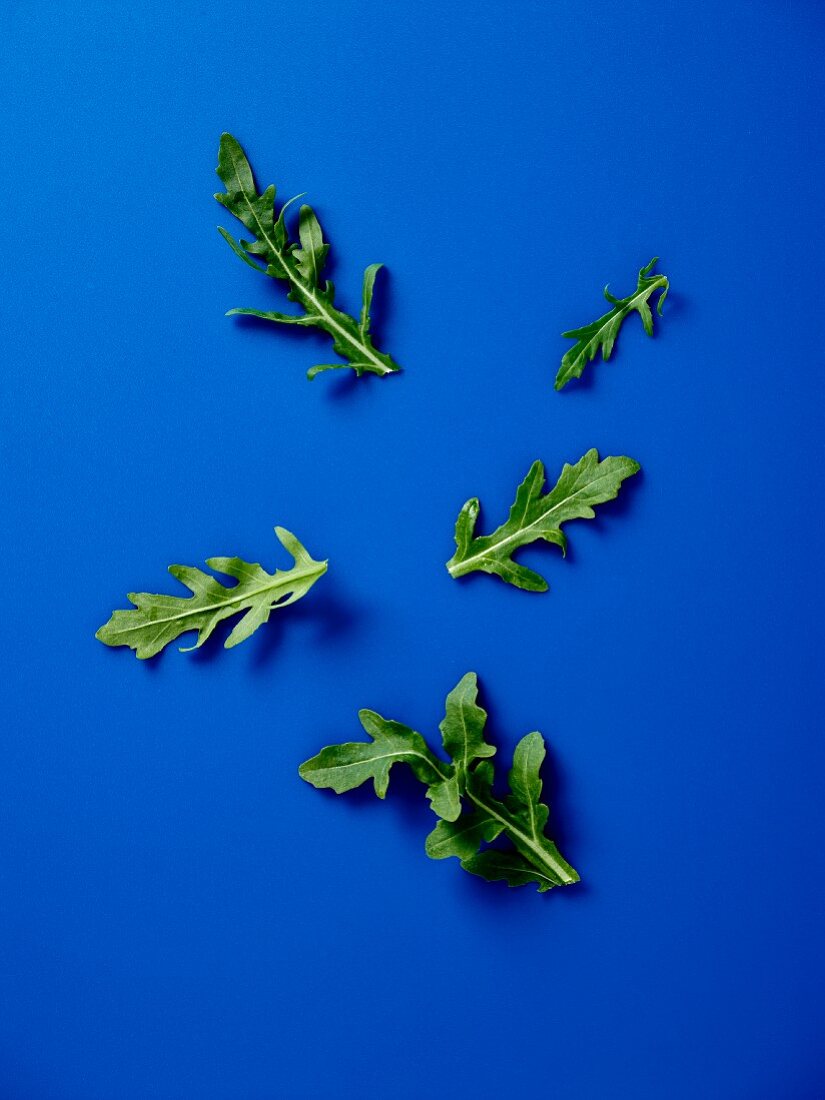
[216,133,399,380]
[96,527,326,659]
[446,449,640,591]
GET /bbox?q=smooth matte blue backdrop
[2,2,824,1097]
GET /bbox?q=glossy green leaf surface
[555,257,669,390]
[215,133,399,379]
[96,527,327,659]
[300,673,579,893]
[446,448,640,591]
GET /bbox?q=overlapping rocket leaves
[300,673,579,892]
[93,133,675,896]
[215,133,399,379]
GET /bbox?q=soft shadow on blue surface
[2,1,825,1098]
[183,582,361,667]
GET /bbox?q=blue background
[2,2,824,1097]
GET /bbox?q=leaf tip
[620,457,642,479]
[297,759,320,787]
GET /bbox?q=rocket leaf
[215,133,400,380]
[96,527,327,659]
[438,670,496,784]
[446,448,640,591]
[555,257,669,390]
[459,850,563,891]
[296,711,444,800]
[300,673,579,893]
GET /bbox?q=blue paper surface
[2,2,824,1096]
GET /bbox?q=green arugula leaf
[446,448,640,591]
[555,257,669,391]
[424,809,503,861]
[438,670,496,781]
[215,133,400,380]
[96,527,327,659]
[459,850,562,892]
[298,710,446,801]
[498,732,572,890]
[300,673,580,893]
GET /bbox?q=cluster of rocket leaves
[96,133,670,892]
[300,673,579,892]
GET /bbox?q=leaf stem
[122,562,326,633]
[465,787,580,885]
[286,273,397,376]
[226,152,397,377]
[415,716,577,883]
